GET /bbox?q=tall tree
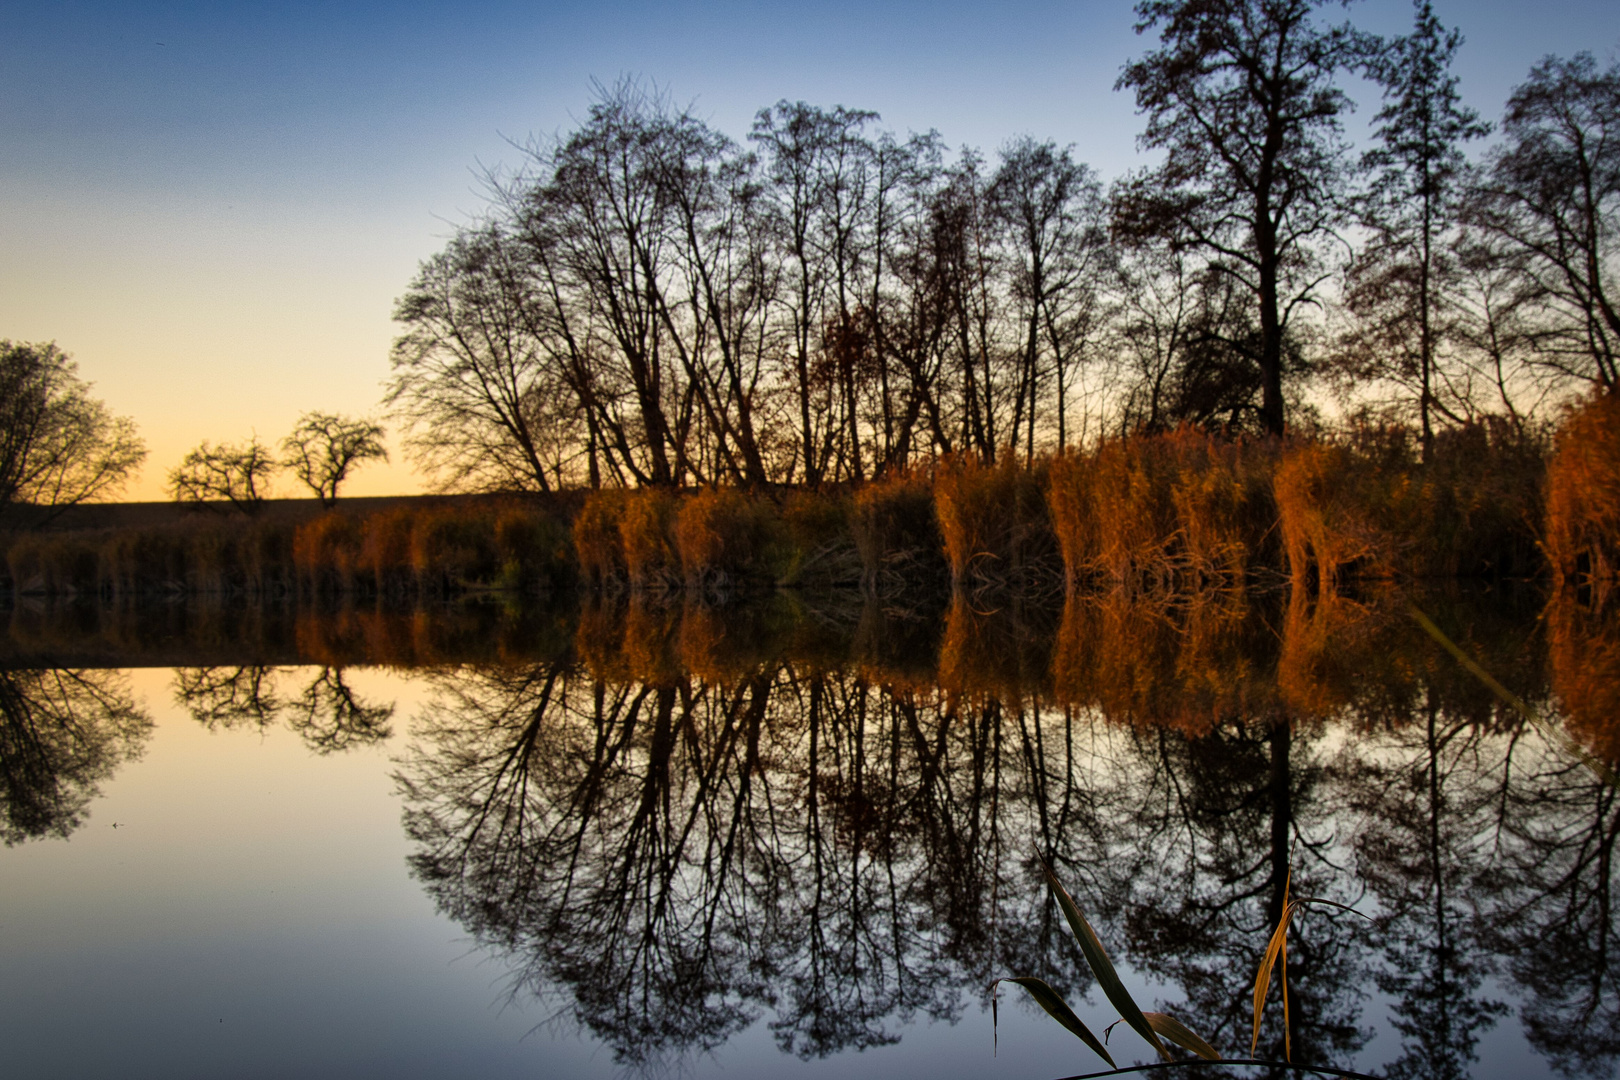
[1348,0,1489,457]
[1471,52,1620,393]
[388,225,570,493]
[989,138,1110,455]
[1116,0,1374,435]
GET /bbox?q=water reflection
[388,587,1599,1074]
[173,665,395,754]
[7,585,1620,1077]
[0,667,150,844]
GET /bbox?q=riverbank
[7,400,1619,602]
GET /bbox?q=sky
[3,0,1617,501]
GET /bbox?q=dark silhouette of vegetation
[0,668,150,845]
[1343,0,1491,457]
[168,435,279,513]
[0,341,145,523]
[280,411,388,506]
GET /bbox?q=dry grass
[674,487,781,587]
[3,498,571,599]
[849,470,943,595]
[1047,428,1275,593]
[1546,393,1620,584]
[933,454,1058,596]
[1274,433,1414,591]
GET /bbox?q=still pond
[1,586,1614,1079]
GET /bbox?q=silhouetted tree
[1343,1,1490,456]
[1115,0,1375,435]
[1471,52,1620,393]
[388,224,571,492]
[0,340,145,522]
[280,411,388,506]
[168,436,278,512]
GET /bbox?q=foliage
[0,340,146,518]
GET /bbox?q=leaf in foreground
[994,977,1117,1068]
[1040,856,1170,1059]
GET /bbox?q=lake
[2,585,1614,1079]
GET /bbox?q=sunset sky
[3,0,1616,500]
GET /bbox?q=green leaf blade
[1039,856,1169,1059]
[995,977,1117,1069]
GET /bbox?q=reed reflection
[0,667,150,844]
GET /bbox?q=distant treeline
[8,394,1620,600]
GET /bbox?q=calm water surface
[1,589,1614,1079]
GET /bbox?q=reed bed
[933,454,1060,597]
[0,418,1557,604]
[1048,428,1277,593]
[849,469,944,596]
[1546,392,1620,587]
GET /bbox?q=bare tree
[281,411,388,506]
[388,224,572,493]
[1115,0,1375,435]
[168,436,278,513]
[1471,52,1620,392]
[989,138,1110,454]
[0,340,146,521]
[1345,0,1490,456]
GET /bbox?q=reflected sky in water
[1,588,1614,1079]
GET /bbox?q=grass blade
[1143,1012,1221,1061]
[1251,872,1293,1057]
[994,977,1117,1068]
[1039,856,1169,1059]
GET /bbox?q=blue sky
[3,0,1616,498]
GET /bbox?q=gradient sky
[3,1,1616,500]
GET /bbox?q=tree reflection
[0,668,150,844]
[393,594,1620,1077]
[173,665,393,754]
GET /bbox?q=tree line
[387,0,1620,492]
